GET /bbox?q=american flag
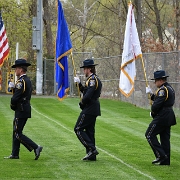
[0,12,9,67]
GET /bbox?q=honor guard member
[74,59,102,161]
[4,59,43,160]
[145,70,176,165]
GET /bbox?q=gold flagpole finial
[128,1,132,6]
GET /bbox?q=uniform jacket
[151,82,176,126]
[11,75,32,118]
[79,74,102,116]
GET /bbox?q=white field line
[32,106,156,180]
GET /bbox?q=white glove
[146,86,153,94]
[74,76,80,84]
[150,112,152,117]
[8,82,15,88]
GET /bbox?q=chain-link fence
[92,51,180,110]
[69,51,180,110]
[44,52,180,109]
[1,51,180,111]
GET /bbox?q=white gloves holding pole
[146,85,153,95]
[8,82,15,88]
[74,76,80,84]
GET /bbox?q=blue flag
[56,0,72,100]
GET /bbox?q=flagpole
[140,56,148,86]
[140,56,152,105]
[70,52,80,98]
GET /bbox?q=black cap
[151,70,169,80]
[11,59,31,68]
[80,59,98,68]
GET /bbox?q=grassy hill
[0,95,179,180]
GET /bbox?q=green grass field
[0,95,179,180]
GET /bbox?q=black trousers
[12,118,38,156]
[145,122,171,163]
[74,113,97,152]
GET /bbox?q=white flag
[119,3,142,97]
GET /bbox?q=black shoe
[82,149,99,160]
[87,157,96,161]
[4,155,19,159]
[152,155,168,164]
[34,145,43,160]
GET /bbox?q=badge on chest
[16,82,23,89]
[89,80,95,86]
[158,89,165,96]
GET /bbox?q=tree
[134,0,142,40]
[66,0,99,53]
[27,0,36,64]
[43,0,54,58]
[0,0,35,63]
[175,0,180,50]
[144,0,163,44]
[141,0,177,51]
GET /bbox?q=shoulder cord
[85,75,98,90]
[155,85,168,101]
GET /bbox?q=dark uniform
[74,60,102,161]
[10,75,39,156]
[5,59,42,160]
[145,71,176,165]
